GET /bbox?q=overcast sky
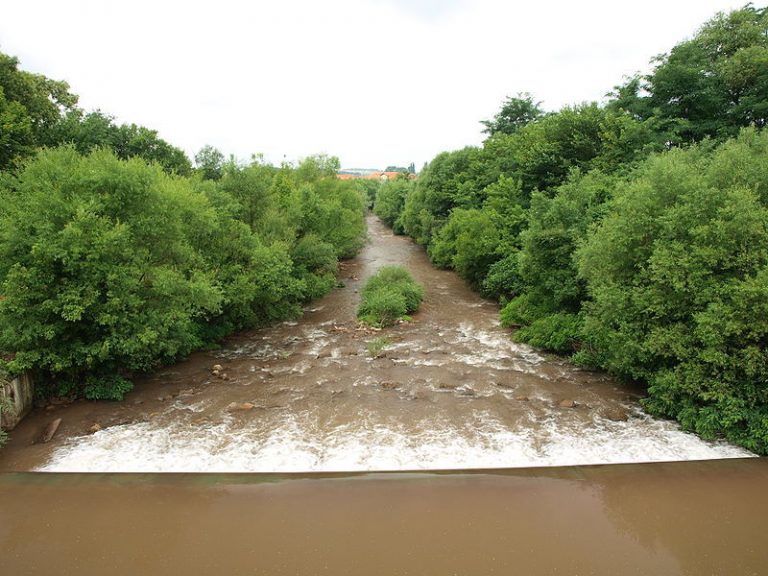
[0,0,749,169]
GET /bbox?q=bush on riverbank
[357,266,424,327]
[374,6,768,453]
[0,147,366,401]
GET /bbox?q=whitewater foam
[38,407,753,473]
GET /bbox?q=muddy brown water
[1,216,765,574]
[2,460,768,575]
[0,216,752,471]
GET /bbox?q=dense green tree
[0,88,33,169]
[0,146,367,400]
[485,103,655,197]
[51,110,192,175]
[372,5,768,453]
[428,208,505,289]
[290,233,338,301]
[577,129,768,452]
[218,160,278,231]
[195,144,225,180]
[0,52,77,169]
[500,170,619,352]
[353,178,382,210]
[112,123,192,175]
[399,146,492,246]
[610,5,768,142]
[374,178,412,233]
[481,92,543,136]
[302,176,366,258]
[0,148,222,398]
[294,154,341,182]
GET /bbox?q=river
[1,216,766,575]
[0,215,753,472]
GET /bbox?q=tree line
[374,5,768,453]
[0,53,368,403]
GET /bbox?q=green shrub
[291,233,338,301]
[512,313,582,354]
[374,179,411,233]
[0,148,366,403]
[84,374,134,401]
[366,336,391,358]
[358,286,407,327]
[482,253,521,300]
[0,395,10,448]
[357,266,424,327]
[577,129,768,453]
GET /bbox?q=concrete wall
[1,372,34,431]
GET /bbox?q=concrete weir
[1,372,34,431]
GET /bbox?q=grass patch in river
[366,336,391,358]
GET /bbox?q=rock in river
[39,418,62,443]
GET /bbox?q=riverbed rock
[380,381,399,390]
[458,387,476,397]
[88,423,102,434]
[212,364,223,372]
[39,418,62,443]
[438,382,459,390]
[227,402,255,411]
[603,407,629,422]
[410,389,435,402]
[515,396,530,402]
[211,369,220,377]
[559,399,576,408]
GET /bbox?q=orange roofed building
[337,171,415,181]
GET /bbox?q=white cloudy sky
[0,0,748,169]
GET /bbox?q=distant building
[337,170,416,181]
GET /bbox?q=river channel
[0,216,752,472]
[2,216,766,576]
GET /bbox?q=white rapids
[39,406,752,473]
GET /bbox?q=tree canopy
[374,5,768,454]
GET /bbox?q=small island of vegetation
[357,265,424,327]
